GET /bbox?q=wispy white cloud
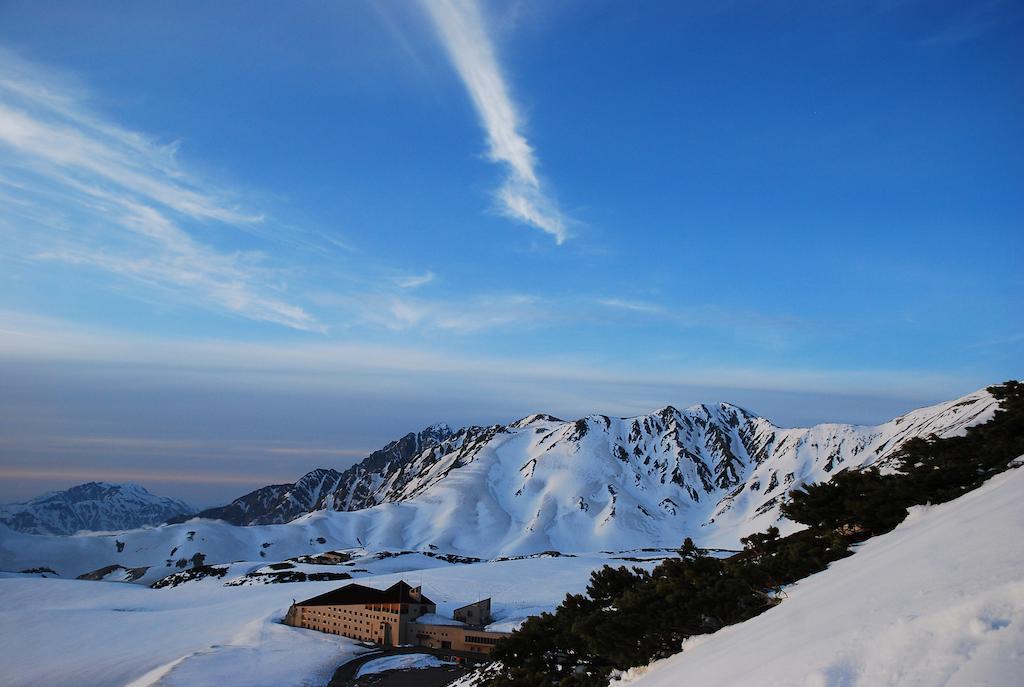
[421,0,568,243]
[0,49,321,331]
[395,270,436,288]
[350,292,553,333]
[0,45,577,337]
[306,283,812,345]
[35,245,320,332]
[597,298,665,314]
[963,332,1024,351]
[916,0,1012,48]
[918,20,994,46]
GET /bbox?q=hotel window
[466,635,501,645]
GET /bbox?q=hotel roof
[295,580,435,607]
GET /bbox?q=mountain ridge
[180,423,454,525]
[189,389,997,541]
[0,482,194,536]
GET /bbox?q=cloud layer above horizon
[0,313,985,505]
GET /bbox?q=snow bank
[616,467,1024,687]
[355,653,452,677]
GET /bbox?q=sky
[0,0,1020,506]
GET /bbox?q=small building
[284,580,511,655]
[454,598,491,625]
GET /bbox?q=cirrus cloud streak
[0,50,321,331]
[421,0,569,243]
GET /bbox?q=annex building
[283,580,511,655]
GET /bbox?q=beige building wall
[283,588,510,656]
[291,600,432,645]
[409,622,511,655]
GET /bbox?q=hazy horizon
[0,372,1002,506]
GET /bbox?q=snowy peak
[316,422,457,513]
[510,413,565,429]
[187,467,353,526]
[421,422,454,438]
[0,482,194,536]
[193,423,456,526]
[320,422,504,512]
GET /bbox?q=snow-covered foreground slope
[617,465,1024,687]
[0,389,998,578]
[0,552,641,687]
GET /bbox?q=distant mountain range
[0,482,194,536]
[0,388,999,575]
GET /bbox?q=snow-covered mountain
[199,388,997,545]
[316,387,997,550]
[0,388,1000,579]
[318,422,453,512]
[181,470,338,527]
[0,482,194,536]
[187,424,453,525]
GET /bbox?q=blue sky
[0,1,1020,504]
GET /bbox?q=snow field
[0,551,651,686]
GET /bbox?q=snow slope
[0,552,644,687]
[616,464,1024,687]
[0,389,998,576]
[0,482,194,535]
